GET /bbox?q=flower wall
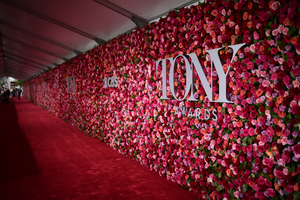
[24,0,300,199]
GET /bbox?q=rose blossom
[281,137,288,145]
[283,75,291,86]
[294,143,300,158]
[272,29,279,36]
[274,169,285,179]
[270,1,280,10]
[286,185,294,193]
[282,129,290,137]
[234,191,240,198]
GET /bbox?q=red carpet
[0,97,199,200]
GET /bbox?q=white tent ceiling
[0,0,199,81]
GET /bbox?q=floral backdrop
[23,0,300,199]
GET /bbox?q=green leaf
[287,113,292,120]
[288,27,297,35]
[186,176,191,184]
[289,164,296,173]
[248,137,253,144]
[216,185,222,191]
[222,128,231,135]
[221,107,226,114]
[243,184,248,193]
[294,193,300,200]
[242,137,248,144]
[279,42,286,51]
[268,21,272,27]
[214,181,218,187]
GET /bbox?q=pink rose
[266,127,275,137]
[277,159,285,166]
[283,27,289,35]
[253,31,259,40]
[278,24,284,33]
[266,188,276,197]
[234,191,240,198]
[247,62,255,70]
[281,137,288,145]
[282,129,290,137]
[252,184,260,191]
[261,135,268,144]
[271,73,278,81]
[270,1,280,10]
[262,80,270,87]
[272,29,279,36]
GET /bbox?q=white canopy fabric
[0,0,199,81]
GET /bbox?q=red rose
[279,14,286,23]
[263,157,274,168]
[257,145,265,153]
[291,68,300,76]
[246,145,253,153]
[282,151,291,163]
[259,12,270,21]
[283,75,291,86]
[223,1,230,7]
[271,23,278,29]
[295,94,300,101]
[294,143,300,157]
[255,157,261,165]
[278,71,286,79]
[289,0,298,10]
[271,47,278,55]
[287,10,297,19]
[258,176,265,185]
[291,105,300,115]
[274,169,284,179]
[286,184,294,193]
[294,43,300,51]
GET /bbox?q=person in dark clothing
[5,88,10,103]
[2,88,6,103]
[18,88,22,99]
[12,88,17,97]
